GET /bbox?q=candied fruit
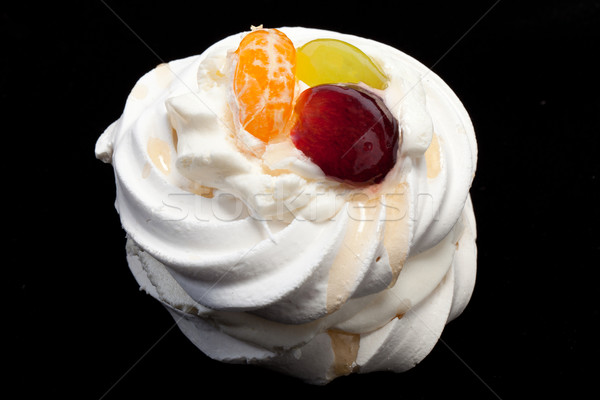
[291,84,400,184]
[296,39,388,89]
[232,29,296,142]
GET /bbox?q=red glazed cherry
[290,84,400,184]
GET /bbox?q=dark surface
[6,1,599,398]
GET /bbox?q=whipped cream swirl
[96,27,477,384]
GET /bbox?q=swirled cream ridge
[95,27,477,384]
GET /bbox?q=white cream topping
[96,27,477,384]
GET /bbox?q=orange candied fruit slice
[233,28,296,142]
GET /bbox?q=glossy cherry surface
[291,84,399,184]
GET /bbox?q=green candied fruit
[296,38,389,90]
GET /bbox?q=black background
[6,0,599,398]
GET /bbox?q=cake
[95,26,477,384]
